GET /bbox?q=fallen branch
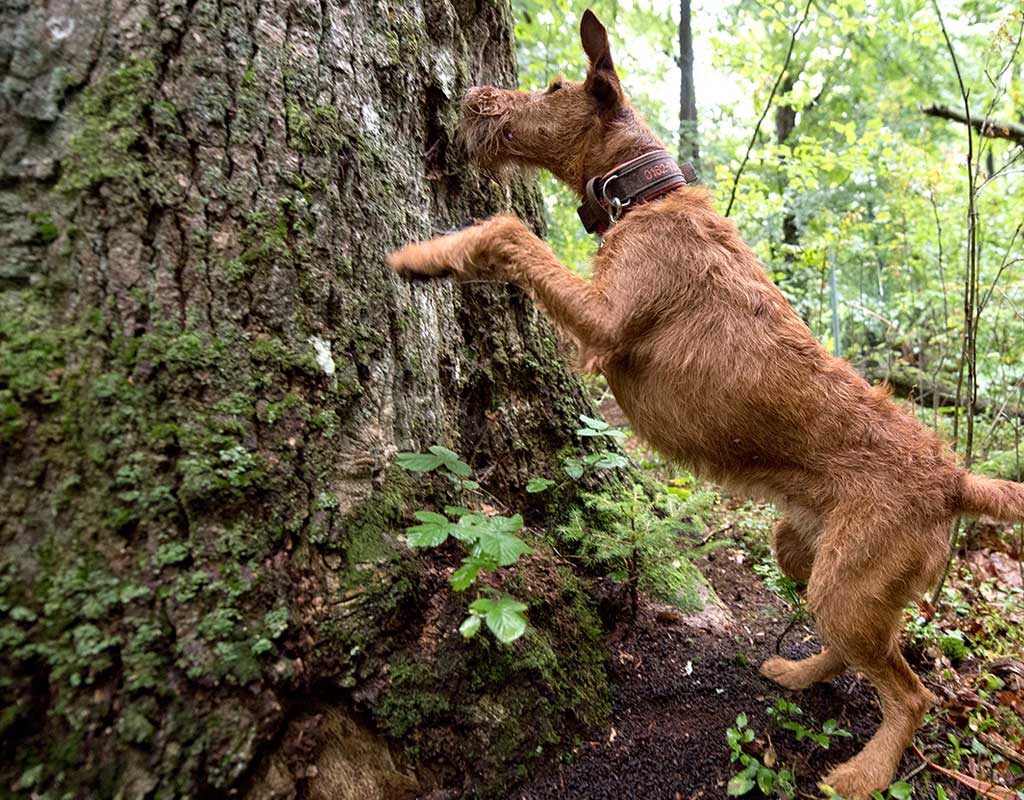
[912,743,1017,800]
[978,731,1024,769]
[923,103,1024,146]
[859,362,1024,421]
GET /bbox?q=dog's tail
[957,471,1024,521]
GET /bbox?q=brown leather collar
[577,150,698,235]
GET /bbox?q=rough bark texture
[0,1,629,796]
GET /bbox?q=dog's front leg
[389,214,619,362]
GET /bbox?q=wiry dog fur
[388,10,1024,798]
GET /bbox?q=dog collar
[577,151,697,236]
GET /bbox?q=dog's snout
[462,86,517,117]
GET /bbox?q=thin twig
[931,0,978,607]
[723,0,814,218]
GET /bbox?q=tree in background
[679,0,699,164]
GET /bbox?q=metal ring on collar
[600,174,629,221]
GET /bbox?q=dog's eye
[545,79,563,95]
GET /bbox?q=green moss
[286,101,365,155]
[57,59,156,195]
[29,211,59,243]
[371,561,610,795]
[375,656,452,737]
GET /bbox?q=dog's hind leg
[805,521,936,799]
[771,513,817,583]
[761,647,845,690]
[761,512,847,690]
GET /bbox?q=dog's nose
[462,86,508,117]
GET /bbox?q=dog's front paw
[386,239,455,279]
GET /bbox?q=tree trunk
[678,0,699,164]
[774,74,799,265]
[0,1,622,796]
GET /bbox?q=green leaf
[476,524,532,566]
[489,513,524,534]
[406,511,452,547]
[526,477,555,493]
[935,786,948,800]
[726,764,757,796]
[593,451,628,469]
[428,445,472,478]
[563,458,584,479]
[469,598,495,615]
[736,712,748,728]
[579,413,609,430]
[482,597,528,643]
[459,614,481,638]
[450,556,496,591]
[756,766,775,794]
[397,452,443,472]
[888,782,913,799]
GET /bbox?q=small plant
[868,781,914,799]
[397,446,531,644]
[753,560,804,610]
[527,414,630,493]
[563,414,628,478]
[726,712,796,798]
[397,445,479,491]
[768,697,852,749]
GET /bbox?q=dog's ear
[580,9,622,111]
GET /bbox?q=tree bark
[0,1,620,796]
[678,0,699,164]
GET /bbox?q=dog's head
[461,9,658,194]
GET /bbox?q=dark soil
[512,546,935,800]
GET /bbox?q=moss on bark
[0,0,710,796]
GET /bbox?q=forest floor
[509,408,1024,800]
[513,507,1024,800]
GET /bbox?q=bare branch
[922,103,1024,146]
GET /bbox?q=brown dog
[388,10,1024,798]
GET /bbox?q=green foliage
[28,211,59,243]
[558,481,714,612]
[397,445,478,490]
[464,597,529,644]
[870,782,915,800]
[725,713,797,798]
[398,446,532,643]
[767,697,852,749]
